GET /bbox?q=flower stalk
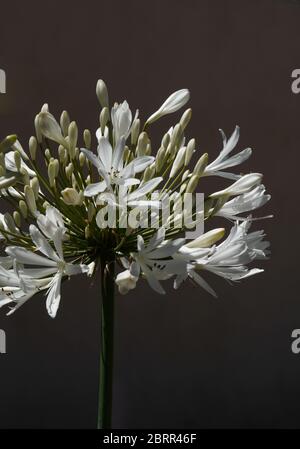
[98,255,115,429]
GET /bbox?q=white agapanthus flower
[0,79,271,430]
[0,78,270,317]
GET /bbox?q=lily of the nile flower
[146,89,190,125]
[210,173,263,198]
[6,225,88,318]
[0,263,52,315]
[81,136,155,197]
[127,228,186,294]
[175,220,269,297]
[115,269,138,295]
[215,184,271,220]
[204,126,252,180]
[36,206,68,241]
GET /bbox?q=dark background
[0,0,299,429]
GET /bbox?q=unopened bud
[193,153,208,177]
[38,112,67,147]
[19,200,28,219]
[14,151,21,172]
[65,162,74,179]
[48,161,57,187]
[179,108,192,130]
[29,136,37,160]
[24,185,37,213]
[45,148,51,160]
[61,188,83,206]
[136,132,149,157]
[30,177,40,199]
[100,107,109,133]
[186,175,199,193]
[60,110,70,137]
[34,115,43,144]
[96,79,109,108]
[13,211,21,228]
[20,168,30,186]
[185,139,195,166]
[79,152,86,167]
[0,135,18,154]
[68,122,78,159]
[131,118,140,145]
[83,129,91,149]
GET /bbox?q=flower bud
[136,132,149,157]
[83,129,91,149]
[96,79,109,108]
[100,107,109,133]
[61,187,83,206]
[29,136,37,161]
[44,148,51,160]
[65,162,74,179]
[146,89,190,125]
[13,211,21,228]
[19,200,28,218]
[180,108,192,130]
[58,146,67,164]
[185,175,199,193]
[24,185,37,213]
[0,135,18,154]
[68,121,78,159]
[79,152,86,167]
[48,161,57,188]
[20,168,30,186]
[185,139,195,166]
[162,132,170,149]
[155,146,166,173]
[131,118,140,145]
[38,112,67,147]
[14,151,21,172]
[30,177,40,199]
[169,146,186,178]
[34,115,43,143]
[60,110,70,137]
[193,153,208,177]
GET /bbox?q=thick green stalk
[98,257,115,430]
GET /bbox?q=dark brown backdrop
[0,0,299,428]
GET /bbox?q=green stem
[98,256,115,429]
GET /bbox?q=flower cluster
[0,80,270,317]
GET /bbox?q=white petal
[30,225,60,262]
[6,246,57,267]
[84,181,107,197]
[98,137,113,172]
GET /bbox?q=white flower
[61,188,84,206]
[215,185,271,220]
[129,228,186,294]
[82,137,155,197]
[146,89,190,125]
[36,206,67,241]
[204,127,252,180]
[110,100,138,144]
[6,225,88,318]
[210,173,263,198]
[115,269,138,295]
